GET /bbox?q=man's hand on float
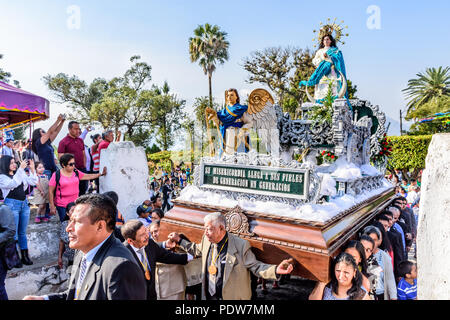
[165,239,177,249]
[276,258,294,275]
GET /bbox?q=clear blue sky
[1,0,449,145]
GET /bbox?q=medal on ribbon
[208,265,217,275]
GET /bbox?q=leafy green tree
[146,143,161,154]
[387,135,432,179]
[149,81,186,150]
[13,125,29,141]
[126,126,152,148]
[189,23,229,108]
[0,53,20,87]
[403,66,450,120]
[192,96,221,151]
[90,79,133,133]
[346,79,358,99]
[182,119,196,164]
[44,56,156,142]
[286,48,316,111]
[89,56,155,138]
[242,46,293,105]
[43,73,108,123]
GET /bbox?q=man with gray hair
[388,206,408,258]
[167,212,293,300]
[121,219,191,300]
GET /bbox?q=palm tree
[189,23,229,108]
[403,66,450,120]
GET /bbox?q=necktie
[75,257,87,299]
[138,248,147,267]
[208,244,217,297]
[138,248,151,280]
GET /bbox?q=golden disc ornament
[208,265,217,275]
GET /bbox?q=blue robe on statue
[217,103,248,151]
[299,47,349,104]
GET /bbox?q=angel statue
[205,88,279,157]
[299,20,349,105]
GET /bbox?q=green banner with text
[201,163,308,199]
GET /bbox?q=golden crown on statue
[312,18,349,47]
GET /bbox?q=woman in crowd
[32,114,66,179]
[58,202,76,269]
[369,219,394,269]
[359,234,379,299]
[0,156,38,266]
[361,225,397,300]
[309,252,370,300]
[48,153,107,222]
[151,208,164,221]
[343,240,371,293]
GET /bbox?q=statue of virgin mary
[299,25,349,104]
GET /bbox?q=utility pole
[399,109,403,136]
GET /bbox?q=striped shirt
[92,150,100,172]
[397,278,417,300]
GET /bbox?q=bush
[387,135,432,170]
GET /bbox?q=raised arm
[44,114,66,144]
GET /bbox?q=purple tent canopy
[0,81,49,127]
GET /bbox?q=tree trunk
[201,129,204,155]
[163,116,168,151]
[208,74,213,109]
[127,125,134,140]
[190,130,195,165]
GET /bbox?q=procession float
[159,21,395,283]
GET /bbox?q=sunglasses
[67,162,76,167]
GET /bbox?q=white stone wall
[417,133,450,300]
[99,141,150,222]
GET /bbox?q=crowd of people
[148,165,191,213]
[0,114,122,300]
[0,114,420,300]
[309,192,419,300]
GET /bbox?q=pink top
[49,170,85,208]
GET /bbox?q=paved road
[254,276,316,300]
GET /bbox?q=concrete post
[417,133,450,299]
[99,141,150,222]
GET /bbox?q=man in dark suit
[393,201,414,251]
[121,219,191,300]
[23,194,146,300]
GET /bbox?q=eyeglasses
[67,162,76,167]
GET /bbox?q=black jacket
[48,234,146,300]
[387,228,405,278]
[124,238,188,300]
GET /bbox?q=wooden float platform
[159,187,395,282]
